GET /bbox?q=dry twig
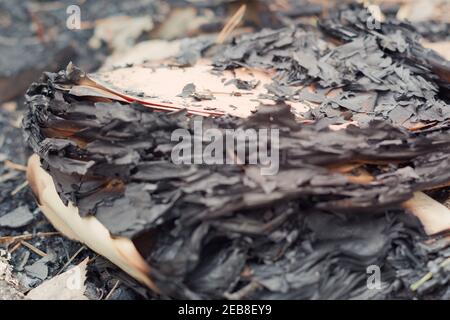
[0,232,60,245]
[216,4,247,44]
[56,245,86,275]
[4,160,27,172]
[20,240,47,257]
[11,180,29,196]
[105,280,121,300]
[411,257,450,291]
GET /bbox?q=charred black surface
[212,4,450,127]
[13,2,450,300]
[23,63,450,299]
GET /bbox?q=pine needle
[216,4,246,44]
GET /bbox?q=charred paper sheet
[21,3,450,299]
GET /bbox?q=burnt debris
[212,4,450,128]
[23,71,450,299]
[21,3,450,299]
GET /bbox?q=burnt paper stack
[213,5,450,129]
[22,4,450,299]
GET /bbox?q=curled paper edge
[26,154,159,293]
